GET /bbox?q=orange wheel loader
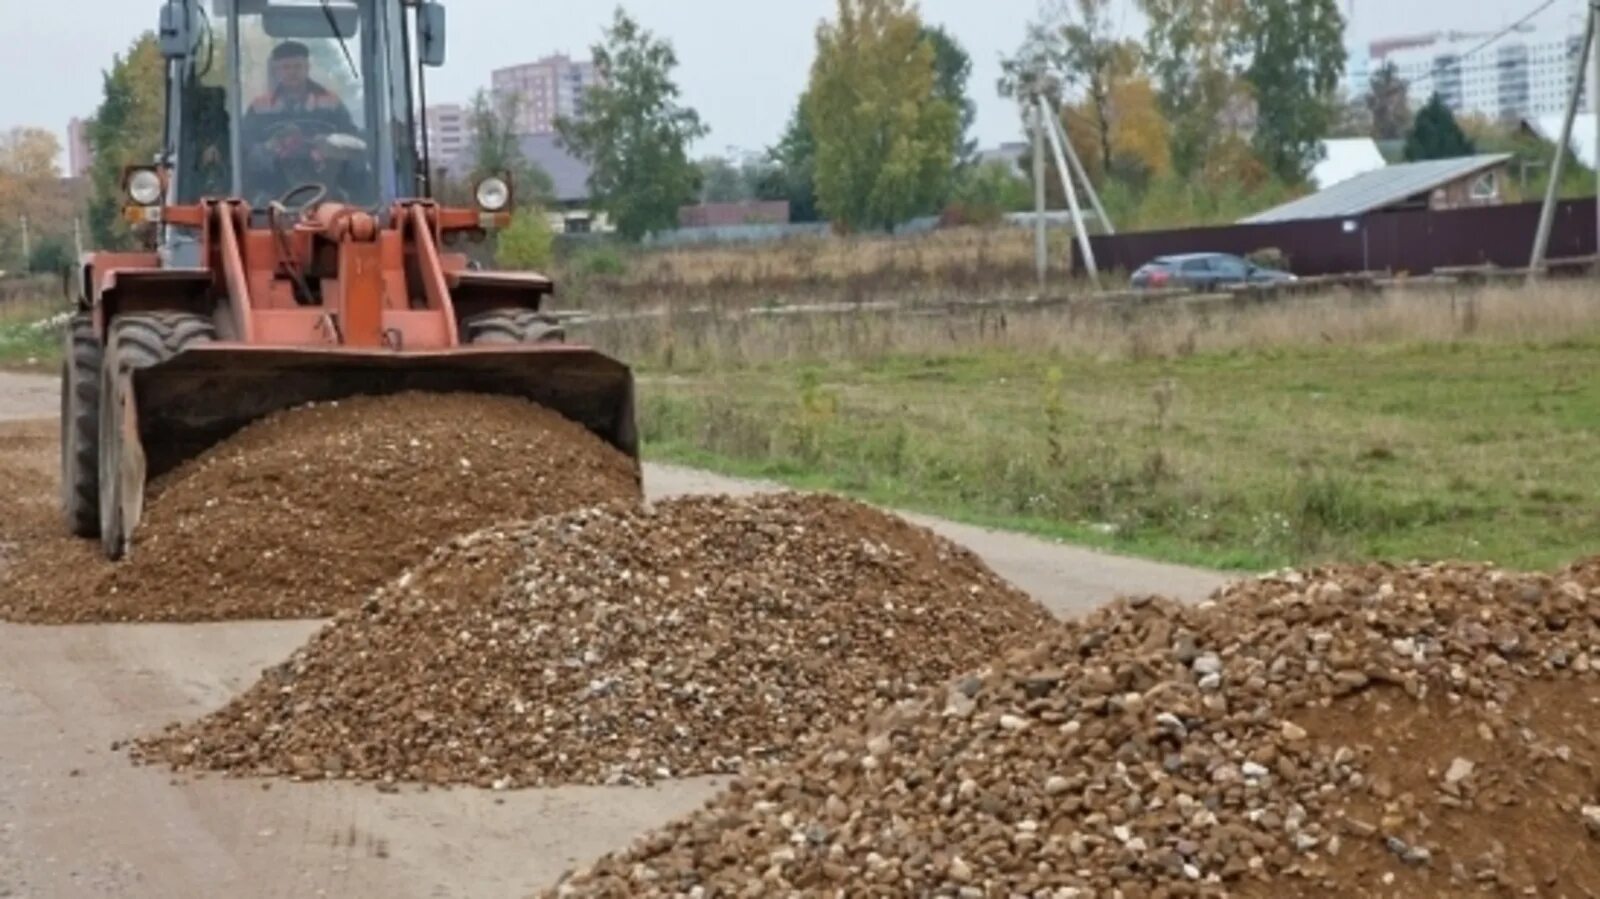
[63,0,636,559]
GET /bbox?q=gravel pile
[1,392,640,622]
[132,494,1056,787]
[550,558,1600,897]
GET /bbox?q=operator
[241,41,362,201]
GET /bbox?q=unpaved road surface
[0,370,1228,898]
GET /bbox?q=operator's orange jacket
[247,81,348,116]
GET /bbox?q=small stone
[948,856,973,882]
[1045,775,1070,795]
[1444,757,1475,786]
[1583,806,1600,837]
[1280,721,1308,742]
[1192,653,1223,676]
[999,714,1027,732]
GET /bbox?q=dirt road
[0,370,1228,898]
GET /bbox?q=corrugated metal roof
[1241,153,1513,224]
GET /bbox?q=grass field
[0,289,67,370]
[624,282,1600,572]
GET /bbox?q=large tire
[463,308,565,345]
[60,314,102,537]
[98,312,217,560]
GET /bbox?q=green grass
[0,293,66,370]
[635,339,1600,573]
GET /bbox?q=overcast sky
[2,0,1591,169]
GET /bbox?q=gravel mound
[1,392,639,622]
[550,559,1600,897]
[132,494,1056,787]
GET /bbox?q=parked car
[1130,253,1296,290]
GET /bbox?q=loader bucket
[126,344,639,486]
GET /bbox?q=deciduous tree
[87,33,165,249]
[1241,0,1346,182]
[1365,61,1413,141]
[1137,0,1248,177]
[806,0,959,231]
[756,102,821,222]
[0,127,70,270]
[465,89,554,207]
[921,25,977,166]
[558,9,708,240]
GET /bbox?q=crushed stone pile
[549,558,1600,898]
[1,392,639,622]
[132,493,1056,788]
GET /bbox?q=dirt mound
[548,560,1600,897]
[132,493,1056,787]
[1,392,639,622]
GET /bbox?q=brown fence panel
[1080,198,1598,279]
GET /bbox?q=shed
[1241,153,1513,225]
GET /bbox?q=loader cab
[159,0,444,215]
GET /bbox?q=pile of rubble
[133,493,1056,788]
[1,392,640,622]
[549,559,1600,897]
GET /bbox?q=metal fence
[1076,198,1599,278]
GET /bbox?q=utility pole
[18,214,30,271]
[1047,111,1116,235]
[1032,102,1048,294]
[1038,96,1100,288]
[73,217,84,261]
[1530,1,1596,278]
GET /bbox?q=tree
[1365,61,1413,141]
[1404,94,1475,161]
[946,159,1033,224]
[921,25,977,166]
[0,127,69,269]
[557,9,708,240]
[29,236,75,275]
[806,0,959,231]
[494,207,555,270]
[1137,0,1249,177]
[1241,0,1346,182]
[756,101,821,222]
[87,33,165,249]
[697,156,745,203]
[465,89,554,207]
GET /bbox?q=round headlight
[475,176,510,212]
[127,168,163,206]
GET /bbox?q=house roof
[516,133,591,204]
[446,132,593,204]
[1241,153,1513,224]
[1311,138,1387,189]
[1522,114,1598,170]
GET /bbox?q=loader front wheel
[463,309,565,345]
[60,314,102,537]
[97,312,217,560]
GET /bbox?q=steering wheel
[263,117,340,159]
[276,182,328,213]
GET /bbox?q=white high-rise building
[490,54,601,136]
[424,103,469,169]
[1347,18,1593,121]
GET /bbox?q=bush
[1247,247,1290,271]
[27,237,75,275]
[944,161,1032,226]
[572,245,629,278]
[494,208,555,271]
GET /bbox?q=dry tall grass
[587,280,1600,371]
[562,227,1087,311]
